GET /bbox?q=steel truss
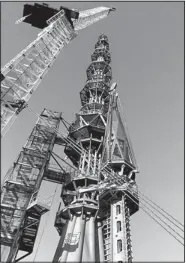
[1,109,71,262]
[1,4,115,137]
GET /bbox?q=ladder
[121,195,133,263]
[1,6,115,138]
[103,210,112,262]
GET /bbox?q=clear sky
[1,1,184,262]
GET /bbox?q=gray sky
[1,2,184,262]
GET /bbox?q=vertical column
[52,223,68,263]
[87,216,95,261]
[97,221,105,262]
[110,202,114,262]
[59,215,77,262]
[66,215,86,262]
[1,246,10,262]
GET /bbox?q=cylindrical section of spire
[1,246,10,263]
[97,221,105,262]
[52,222,68,262]
[66,215,86,262]
[58,216,77,262]
[87,216,96,261]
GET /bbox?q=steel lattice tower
[53,35,139,263]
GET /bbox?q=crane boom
[1,5,115,138]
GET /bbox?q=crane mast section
[0,109,74,262]
[1,110,58,261]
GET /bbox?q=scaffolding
[1,109,71,262]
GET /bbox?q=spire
[65,35,112,167]
[80,34,112,106]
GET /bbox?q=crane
[1,3,115,138]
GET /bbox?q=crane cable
[23,106,184,245]
[27,107,87,158]
[128,185,184,231]
[124,190,184,246]
[33,183,59,262]
[126,186,184,241]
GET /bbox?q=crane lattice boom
[1,5,115,137]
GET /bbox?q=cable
[102,164,184,234]
[124,191,184,246]
[98,165,184,241]
[117,95,184,230]
[27,107,84,156]
[33,183,58,262]
[51,151,79,172]
[132,186,184,229]
[109,173,184,237]
[95,150,184,244]
[126,188,184,240]
[128,186,184,232]
[101,165,184,232]
[118,96,183,229]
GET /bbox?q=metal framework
[53,35,139,263]
[1,4,184,262]
[1,3,115,137]
[1,109,71,262]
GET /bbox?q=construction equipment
[1,5,183,262]
[1,3,115,138]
